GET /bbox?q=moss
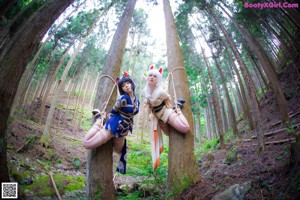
[72,158,81,169]
[64,175,85,191]
[11,169,31,183]
[167,176,193,199]
[22,174,85,197]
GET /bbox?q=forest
[0,0,299,199]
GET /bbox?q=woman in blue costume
[83,73,139,173]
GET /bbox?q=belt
[152,101,165,113]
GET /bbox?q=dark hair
[118,76,135,95]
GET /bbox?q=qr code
[2,182,18,199]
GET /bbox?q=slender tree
[163,0,200,195]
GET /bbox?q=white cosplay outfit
[143,66,174,170]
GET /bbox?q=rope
[165,67,186,108]
[96,74,117,122]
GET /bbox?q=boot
[92,109,101,119]
[175,98,185,109]
[92,109,106,127]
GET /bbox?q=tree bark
[163,0,200,195]
[87,0,137,199]
[0,0,74,184]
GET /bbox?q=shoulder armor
[121,99,127,107]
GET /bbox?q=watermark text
[244,2,298,9]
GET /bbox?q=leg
[83,128,113,149]
[83,119,102,143]
[158,120,170,136]
[167,111,190,134]
[113,136,126,154]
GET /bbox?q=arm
[110,96,127,115]
[160,90,172,107]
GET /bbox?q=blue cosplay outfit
[104,93,140,174]
[105,94,140,137]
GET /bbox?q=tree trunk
[214,58,237,135]
[87,0,137,199]
[207,97,215,140]
[199,45,224,147]
[0,0,74,184]
[163,0,200,195]
[89,72,99,107]
[197,111,202,144]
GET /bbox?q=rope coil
[96,74,118,120]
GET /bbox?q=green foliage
[285,119,296,133]
[25,134,38,147]
[194,138,219,159]
[117,190,143,200]
[72,158,81,169]
[116,138,168,199]
[225,147,237,165]
[202,138,220,150]
[256,87,267,100]
[80,107,94,132]
[224,129,238,144]
[11,169,30,184]
[126,139,168,178]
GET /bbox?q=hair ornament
[123,72,129,77]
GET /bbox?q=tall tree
[199,45,225,147]
[219,4,289,126]
[0,0,75,184]
[204,7,256,130]
[87,0,137,199]
[163,0,199,195]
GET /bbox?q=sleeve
[160,90,172,107]
[110,95,127,115]
[134,100,140,115]
[160,89,171,101]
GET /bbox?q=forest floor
[6,57,300,199]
